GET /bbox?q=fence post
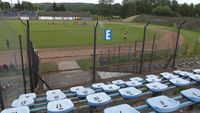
[92,21,98,83]
[108,49,110,64]
[134,40,137,73]
[172,21,186,69]
[118,46,121,71]
[140,22,150,74]
[19,35,27,94]
[0,83,4,110]
[149,34,156,72]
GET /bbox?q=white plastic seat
[104,104,140,113]
[181,88,200,102]
[146,95,180,113]
[146,77,162,83]
[1,106,30,113]
[47,92,66,101]
[189,74,200,82]
[130,77,144,82]
[19,93,36,100]
[86,92,112,107]
[119,87,142,99]
[11,98,34,107]
[92,83,105,89]
[146,74,159,78]
[125,81,143,87]
[76,88,95,98]
[46,89,63,96]
[70,86,85,93]
[174,70,191,77]
[169,78,190,86]
[102,84,120,93]
[161,72,179,80]
[193,69,200,74]
[47,99,74,113]
[146,82,168,92]
[112,80,125,86]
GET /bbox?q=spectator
[6,39,10,48]
[2,64,9,72]
[9,63,15,72]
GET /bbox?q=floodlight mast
[19,18,34,92]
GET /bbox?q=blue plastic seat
[47,99,74,113]
[119,87,142,99]
[112,80,125,86]
[181,88,200,102]
[11,98,34,107]
[193,69,200,74]
[70,86,85,93]
[102,84,120,93]
[76,88,95,98]
[92,83,105,89]
[104,104,140,113]
[146,77,162,83]
[19,93,36,100]
[146,95,180,113]
[86,92,112,107]
[125,81,143,87]
[189,74,200,82]
[1,106,30,113]
[146,74,159,78]
[161,72,179,80]
[169,78,190,86]
[130,77,144,82]
[146,82,168,92]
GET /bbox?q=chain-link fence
[0,18,26,108]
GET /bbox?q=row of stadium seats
[1,69,200,113]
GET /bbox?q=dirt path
[0,28,185,64]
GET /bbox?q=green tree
[52,2,58,11]
[152,5,177,16]
[21,1,34,11]
[171,0,179,13]
[59,4,66,11]
[195,4,200,17]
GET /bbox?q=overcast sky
[2,0,200,4]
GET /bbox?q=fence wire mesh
[0,18,26,108]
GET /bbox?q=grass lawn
[40,63,58,74]
[0,20,157,50]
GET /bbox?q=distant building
[38,11,92,21]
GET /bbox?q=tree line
[0,0,200,18]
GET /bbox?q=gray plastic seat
[146,82,168,92]
[169,78,190,86]
[47,99,74,113]
[46,89,63,96]
[125,81,143,87]
[102,84,120,92]
[11,98,34,107]
[181,88,200,102]
[86,92,112,107]
[92,83,105,89]
[119,87,142,99]
[146,95,180,113]
[1,106,30,113]
[76,88,95,98]
[46,92,66,101]
[104,104,140,113]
